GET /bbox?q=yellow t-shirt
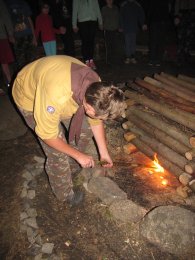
[12,55,100,140]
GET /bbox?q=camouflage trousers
[19,108,93,201]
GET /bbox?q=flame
[161,179,168,186]
[152,153,164,173]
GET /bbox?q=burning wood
[123,72,195,194]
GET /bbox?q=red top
[35,14,60,42]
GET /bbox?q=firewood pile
[122,72,195,196]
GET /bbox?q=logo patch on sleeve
[47,106,55,114]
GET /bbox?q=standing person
[119,0,147,64]
[101,0,120,64]
[72,0,103,70]
[5,0,37,69]
[0,0,15,95]
[35,1,66,56]
[51,0,75,57]
[147,0,170,66]
[12,55,126,205]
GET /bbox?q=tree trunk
[161,72,195,92]
[124,124,188,170]
[153,74,195,102]
[178,74,195,85]
[124,90,195,131]
[126,108,192,148]
[126,113,189,156]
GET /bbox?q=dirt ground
[0,52,195,260]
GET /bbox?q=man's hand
[77,153,95,168]
[100,154,113,168]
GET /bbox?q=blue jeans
[124,33,136,57]
[43,41,56,56]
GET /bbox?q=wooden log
[178,74,195,85]
[185,161,195,174]
[135,79,194,106]
[131,138,185,178]
[130,81,195,114]
[126,113,189,156]
[179,172,193,185]
[126,99,135,107]
[122,121,134,130]
[126,108,193,148]
[124,123,188,170]
[124,90,195,131]
[185,149,195,161]
[123,143,137,154]
[161,72,195,92]
[190,135,195,148]
[144,76,195,104]
[151,74,195,103]
[124,132,136,142]
[189,180,195,193]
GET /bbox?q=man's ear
[86,103,96,116]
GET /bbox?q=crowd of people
[0,0,195,93]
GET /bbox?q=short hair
[85,81,126,120]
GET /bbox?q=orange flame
[152,153,164,173]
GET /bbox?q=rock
[20,212,28,221]
[26,227,37,244]
[140,205,195,256]
[31,168,43,177]
[33,155,45,164]
[88,177,127,205]
[20,224,27,233]
[35,235,42,246]
[27,208,37,218]
[23,180,30,189]
[20,188,27,198]
[34,253,43,260]
[27,243,41,256]
[22,170,33,181]
[80,168,93,182]
[28,180,37,189]
[25,217,38,229]
[109,200,147,223]
[27,190,36,199]
[41,243,54,254]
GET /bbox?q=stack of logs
[123,72,195,196]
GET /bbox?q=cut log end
[124,132,136,142]
[189,136,195,148]
[179,172,193,185]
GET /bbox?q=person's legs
[43,41,56,56]
[88,21,97,60]
[19,108,74,202]
[78,21,90,62]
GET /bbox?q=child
[101,0,120,64]
[12,55,126,205]
[35,1,66,56]
[0,0,15,95]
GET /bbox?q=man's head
[83,82,126,120]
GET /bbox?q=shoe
[124,58,130,64]
[0,88,5,96]
[67,190,84,206]
[130,58,137,64]
[85,60,90,67]
[89,59,97,70]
